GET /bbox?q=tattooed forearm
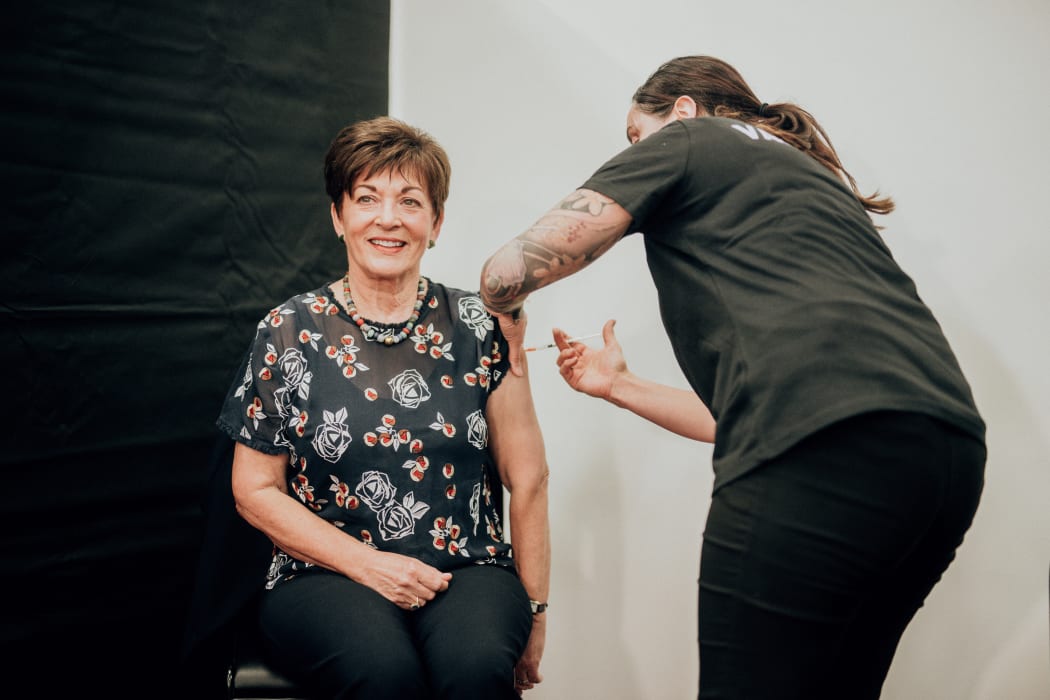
[481,189,630,313]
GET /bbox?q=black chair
[182,436,311,700]
[226,618,311,700]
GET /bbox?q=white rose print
[278,347,311,400]
[458,295,494,340]
[465,409,488,449]
[377,493,429,541]
[388,369,431,409]
[312,407,352,463]
[355,470,397,511]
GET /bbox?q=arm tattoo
[482,195,621,313]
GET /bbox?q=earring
[337,233,345,241]
[428,240,436,249]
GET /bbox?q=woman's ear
[672,95,701,119]
[330,201,345,238]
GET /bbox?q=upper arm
[231,441,289,505]
[485,358,548,490]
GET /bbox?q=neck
[337,272,423,323]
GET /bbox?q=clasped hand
[360,550,452,610]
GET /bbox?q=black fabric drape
[1,1,389,695]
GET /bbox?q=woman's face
[625,103,678,144]
[331,168,442,284]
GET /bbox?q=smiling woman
[213,116,552,699]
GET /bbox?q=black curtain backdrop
[1,1,389,695]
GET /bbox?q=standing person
[218,116,550,699]
[479,55,985,699]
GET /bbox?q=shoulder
[428,280,494,335]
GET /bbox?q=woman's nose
[375,201,401,227]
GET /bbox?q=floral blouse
[216,278,513,588]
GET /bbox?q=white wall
[390,2,1050,698]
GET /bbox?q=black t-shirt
[582,117,985,489]
[216,279,514,586]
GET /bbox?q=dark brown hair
[324,116,451,222]
[633,56,894,216]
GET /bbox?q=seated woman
[216,116,550,699]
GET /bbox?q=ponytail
[633,56,894,218]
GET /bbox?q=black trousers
[697,411,985,699]
[258,565,532,700]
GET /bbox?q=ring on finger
[410,595,421,611]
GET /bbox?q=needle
[525,332,602,352]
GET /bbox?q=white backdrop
[388,2,1050,698]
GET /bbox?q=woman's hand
[354,549,452,610]
[514,615,546,695]
[553,319,626,401]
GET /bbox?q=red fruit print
[259,367,272,381]
[341,335,354,346]
[410,467,425,482]
[327,305,339,315]
[464,373,477,386]
[347,495,359,509]
[441,375,454,388]
[428,297,438,308]
[434,516,447,529]
[431,331,443,344]
[382,415,396,427]
[415,342,428,353]
[450,524,461,539]
[342,365,356,378]
[364,432,378,446]
[442,423,456,437]
[325,346,338,358]
[445,485,456,498]
[429,347,443,359]
[298,330,311,343]
[364,388,378,401]
[442,463,454,478]
[415,456,429,469]
[409,439,423,453]
[380,433,393,447]
[264,351,278,364]
[433,537,446,549]
[397,429,410,443]
[361,530,372,543]
[480,356,491,368]
[448,541,460,555]
[479,375,489,388]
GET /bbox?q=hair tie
[758,102,769,117]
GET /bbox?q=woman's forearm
[509,479,551,606]
[235,483,378,579]
[608,371,716,443]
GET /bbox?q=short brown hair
[324,116,451,222]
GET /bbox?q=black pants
[697,411,985,699]
[258,565,533,700]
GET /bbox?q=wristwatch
[529,599,548,615]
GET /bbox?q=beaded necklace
[341,274,426,346]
